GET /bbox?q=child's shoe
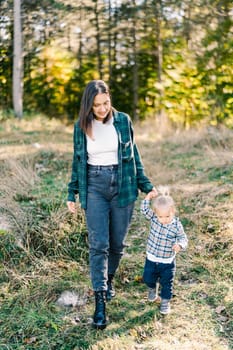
[160,299,171,314]
[148,288,157,302]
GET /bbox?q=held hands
[172,244,182,254]
[67,201,76,214]
[145,187,158,200]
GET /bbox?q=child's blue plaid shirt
[141,199,188,263]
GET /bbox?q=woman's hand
[152,187,158,196]
[145,190,157,200]
[67,201,76,214]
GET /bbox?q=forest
[0,0,233,128]
[0,1,233,349]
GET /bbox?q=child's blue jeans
[143,258,176,300]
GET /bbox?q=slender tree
[93,0,103,79]
[13,0,23,118]
[132,0,139,120]
[153,0,164,125]
[107,0,113,87]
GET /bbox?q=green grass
[208,165,233,184]
[0,118,232,350]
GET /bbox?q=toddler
[140,186,188,314]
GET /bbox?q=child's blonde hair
[152,185,175,211]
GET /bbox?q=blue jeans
[85,165,134,292]
[143,258,176,300]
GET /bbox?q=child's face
[155,206,174,225]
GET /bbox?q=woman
[67,80,156,329]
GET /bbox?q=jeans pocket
[88,169,100,177]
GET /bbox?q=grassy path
[0,117,232,349]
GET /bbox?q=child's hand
[172,244,182,253]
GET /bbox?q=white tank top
[86,117,118,165]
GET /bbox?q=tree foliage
[0,0,232,127]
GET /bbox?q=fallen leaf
[24,337,37,344]
[215,305,225,314]
[134,275,143,282]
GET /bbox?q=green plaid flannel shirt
[67,110,154,209]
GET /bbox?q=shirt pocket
[75,141,85,163]
[75,149,83,163]
[121,140,134,162]
[167,232,176,245]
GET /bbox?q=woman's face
[92,93,111,121]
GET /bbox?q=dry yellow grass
[0,116,232,350]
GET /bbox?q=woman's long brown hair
[78,80,113,135]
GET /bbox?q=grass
[0,116,232,349]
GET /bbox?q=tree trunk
[132,0,139,121]
[154,0,167,131]
[94,0,103,79]
[13,0,23,119]
[107,0,112,87]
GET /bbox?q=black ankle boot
[92,291,107,330]
[106,274,116,301]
